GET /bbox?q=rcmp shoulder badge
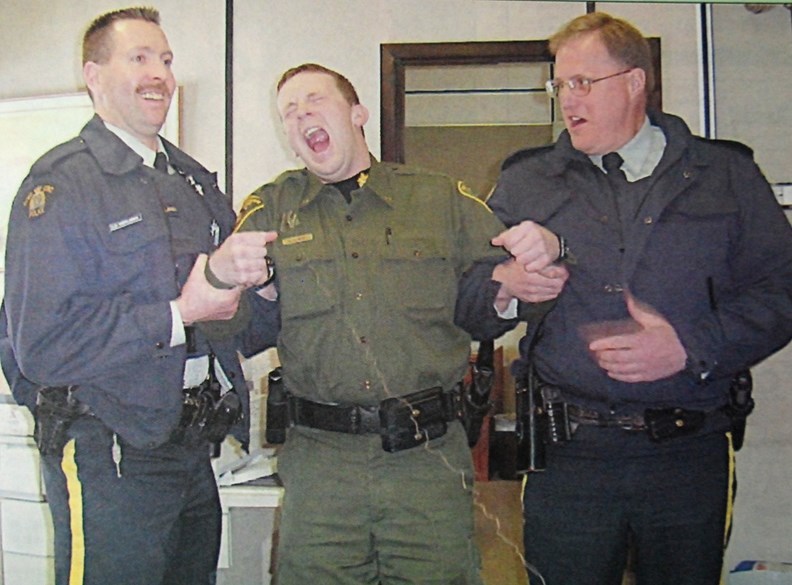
[23,185,55,219]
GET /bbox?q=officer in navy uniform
[458,12,792,585]
[1,7,277,585]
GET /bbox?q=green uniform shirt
[237,158,507,406]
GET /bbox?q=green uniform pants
[274,421,483,585]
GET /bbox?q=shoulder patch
[456,180,491,212]
[456,180,476,198]
[23,185,55,219]
[501,145,554,171]
[233,193,265,232]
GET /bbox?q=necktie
[602,152,626,185]
[602,152,629,225]
[153,151,169,174]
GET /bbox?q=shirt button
[351,252,359,259]
[643,216,653,224]
[346,215,353,222]
[359,336,367,344]
[355,292,364,300]
[155,341,165,349]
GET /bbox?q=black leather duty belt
[288,388,461,436]
[568,403,733,441]
[568,405,647,431]
[291,396,382,434]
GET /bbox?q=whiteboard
[0,89,180,275]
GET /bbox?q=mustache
[136,83,170,97]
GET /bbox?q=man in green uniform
[209,63,568,585]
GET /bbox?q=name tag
[108,214,143,232]
[282,233,314,246]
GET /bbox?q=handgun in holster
[461,339,496,447]
[514,365,572,473]
[175,358,242,452]
[34,386,88,456]
[726,370,754,451]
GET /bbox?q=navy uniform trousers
[43,416,219,585]
[522,426,732,585]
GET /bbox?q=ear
[628,68,646,97]
[83,61,100,94]
[351,103,369,128]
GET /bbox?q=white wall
[0,0,789,577]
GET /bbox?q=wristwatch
[556,233,570,263]
[253,256,276,292]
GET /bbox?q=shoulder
[28,136,89,177]
[501,144,555,172]
[236,169,307,229]
[692,136,754,160]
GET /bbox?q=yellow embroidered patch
[457,181,476,198]
[23,185,54,219]
[456,180,492,212]
[233,193,264,232]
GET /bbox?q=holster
[726,370,754,451]
[34,386,89,456]
[461,340,495,447]
[265,367,289,444]
[514,367,572,473]
[173,359,242,445]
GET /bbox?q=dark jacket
[471,110,792,414]
[2,116,278,448]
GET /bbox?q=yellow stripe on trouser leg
[61,439,85,585]
[720,432,737,585]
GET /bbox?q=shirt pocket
[92,211,168,288]
[380,236,455,316]
[650,190,738,271]
[273,238,337,320]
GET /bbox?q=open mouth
[138,84,169,102]
[568,115,586,129]
[304,126,330,153]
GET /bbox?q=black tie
[602,152,627,186]
[153,151,169,174]
[602,152,630,226]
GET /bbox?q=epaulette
[501,144,554,171]
[697,136,754,160]
[388,162,445,179]
[28,137,88,177]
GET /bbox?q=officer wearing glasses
[460,12,792,585]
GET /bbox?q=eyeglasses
[545,69,633,98]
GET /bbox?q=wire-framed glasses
[545,69,633,98]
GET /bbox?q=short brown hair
[549,12,654,94]
[82,6,160,65]
[277,63,360,106]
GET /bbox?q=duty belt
[568,405,647,431]
[291,396,382,434]
[288,388,461,435]
[568,403,733,441]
